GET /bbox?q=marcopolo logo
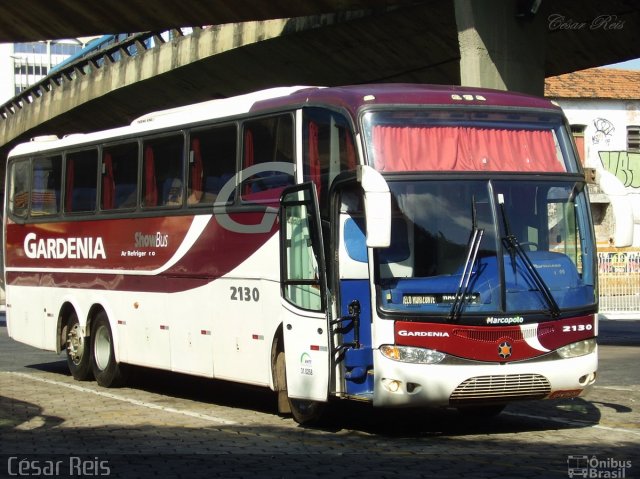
[486,316,524,325]
[23,232,106,260]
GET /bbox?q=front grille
[453,325,555,343]
[449,374,551,405]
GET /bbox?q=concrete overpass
[1,0,639,165]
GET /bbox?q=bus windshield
[376,179,596,319]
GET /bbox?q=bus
[3,84,598,424]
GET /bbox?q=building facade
[0,39,90,105]
[546,68,640,316]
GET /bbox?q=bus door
[279,183,330,402]
[335,185,374,397]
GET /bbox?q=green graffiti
[599,151,640,188]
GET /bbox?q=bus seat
[71,188,96,211]
[378,217,413,278]
[114,184,136,208]
[162,178,183,205]
[344,217,367,263]
[339,215,369,279]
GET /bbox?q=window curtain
[101,153,114,209]
[144,146,158,206]
[190,138,203,193]
[371,126,565,173]
[345,131,356,170]
[308,121,321,198]
[65,158,75,212]
[243,129,254,196]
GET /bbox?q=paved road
[0,315,638,478]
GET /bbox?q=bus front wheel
[91,312,126,388]
[274,349,326,425]
[65,312,92,381]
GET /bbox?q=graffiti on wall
[598,250,640,273]
[592,118,615,146]
[599,151,640,188]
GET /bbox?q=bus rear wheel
[65,312,92,381]
[91,312,126,388]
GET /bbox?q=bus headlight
[557,338,597,358]
[380,345,446,364]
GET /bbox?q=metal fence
[598,250,640,316]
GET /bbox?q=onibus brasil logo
[567,455,632,478]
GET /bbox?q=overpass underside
[1,1,639,164]
[1,5,461,161]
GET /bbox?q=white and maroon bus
[4,84,598,423]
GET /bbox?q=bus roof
[8,83,562,158]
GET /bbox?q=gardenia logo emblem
[398,330,450,337]
[23,232,106,259]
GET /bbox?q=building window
[628,126,640,152]
[571,125,587,164]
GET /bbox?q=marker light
[557,339,597,358]
[380,345,446,364]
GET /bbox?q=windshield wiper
[449,197,484,322]
[497,194,560,318]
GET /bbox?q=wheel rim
[93,324,111,371]
[67,323,84,365]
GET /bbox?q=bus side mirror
[357,165,391,248]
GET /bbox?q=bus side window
[241,114,294,203]
[188,124,237,205]
[31,156,62,216]
[303,108,357,217]
[102,142,138,210]
[65,149,98,213]
[8,160,30,219]
[142,134,184,208]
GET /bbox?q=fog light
[579,372,597,386]
[382,378,402,393]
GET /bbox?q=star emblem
[498,341,512,359]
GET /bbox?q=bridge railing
[0,28,198,121]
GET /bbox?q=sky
[602,58,640,69]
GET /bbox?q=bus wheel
[91,312,125,388]
[65,312,92,381]
[274,350,326,425]
[289,398,326,426]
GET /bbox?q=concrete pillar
[454,0,547,96]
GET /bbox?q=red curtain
[144,146,157,206]
[243,130,254,196]
[308,121,321,198]
[371,126,565,173]
[65,158,75,212]
[345,132,356,170]
[101,153,114,209]
[191,138,203,193]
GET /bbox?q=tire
[91,312,126,388]
[289,398,327,425]
[274,349,326,425]
[65,312,92,381]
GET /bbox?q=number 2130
[230,286,260,302]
